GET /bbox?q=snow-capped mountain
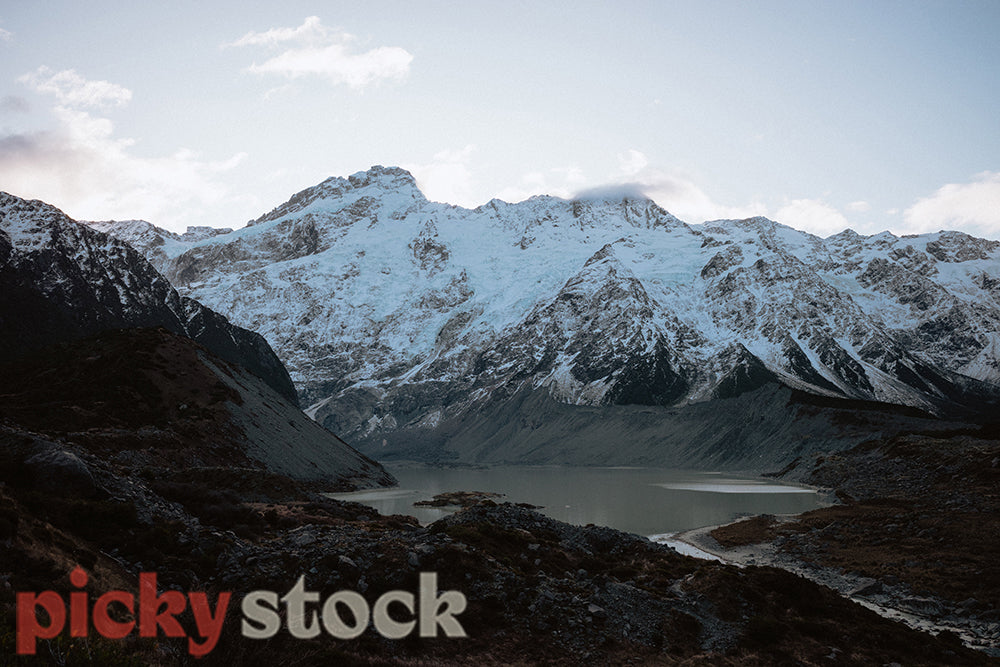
[91,166,1000,465]
[0,192,295,403]
[86,218,234,273]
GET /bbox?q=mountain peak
[87,218,177,242]
[347,165,420,192]
[249,165,425,227]
[0,191,71,231]
[742,215,778,226]
[0,198,300,403]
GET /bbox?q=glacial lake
[327,464,827,538]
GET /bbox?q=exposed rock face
[89,167,1000,466]
[0,193,297,404]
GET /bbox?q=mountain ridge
[0,326,392,488]
[81,166,1000,466]
[0,192,296,404]
[0,190,394,488]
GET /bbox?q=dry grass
[709,515,779,548]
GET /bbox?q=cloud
[18,66,132,109]
[488,157,764,223]
[400,147,760,220]
[774,198,852,237]
[0,26,11,42]
[227,17,412,89]
[248,45,412,87]
[574,183,649,201]
[494,166,586,203]
[262,83,295,101]
[484,153,1000,240]
[405,145,478,206]
[227,15,331,48]
[1,71,249,232]
[902,172,1000,239]
[617,149,649,177]
[628,169,767,223]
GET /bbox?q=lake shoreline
[3,428,994,663]
[667,514,1000,656]
[662,433,1000,657]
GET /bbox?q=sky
[1,1,999,239]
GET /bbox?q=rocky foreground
[3,430,997,664]
[676,428,1000,658]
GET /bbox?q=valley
[2,176,999,663]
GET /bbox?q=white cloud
[552,166,588,191]
[1,71,250,232]
[262,83,295,101]
[494,166,586,203]
[902,171,1000,239]
[227,17,412,89]
[0,26,11,42]
[774,198,852,237]
[249,45,412,87]
[373,146,997,243]
[617,149,649,177]
[405,145,478,207]
[18,66,132,109]
[440,151,1000,240]
[635,170,767,223]
[227,15,331,48]
[575,183,649,201]
[487,157,765,223]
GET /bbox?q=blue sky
[1,1,998,238]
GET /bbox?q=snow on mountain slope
[86,218,233,276]
[709,218,1000,383]
[88,166,1000,458]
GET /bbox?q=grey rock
[901,596,944,617]
[587,603,607,619]
[24,448,96,497]
[848,579,883,597]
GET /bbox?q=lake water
[327,465,826,537]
